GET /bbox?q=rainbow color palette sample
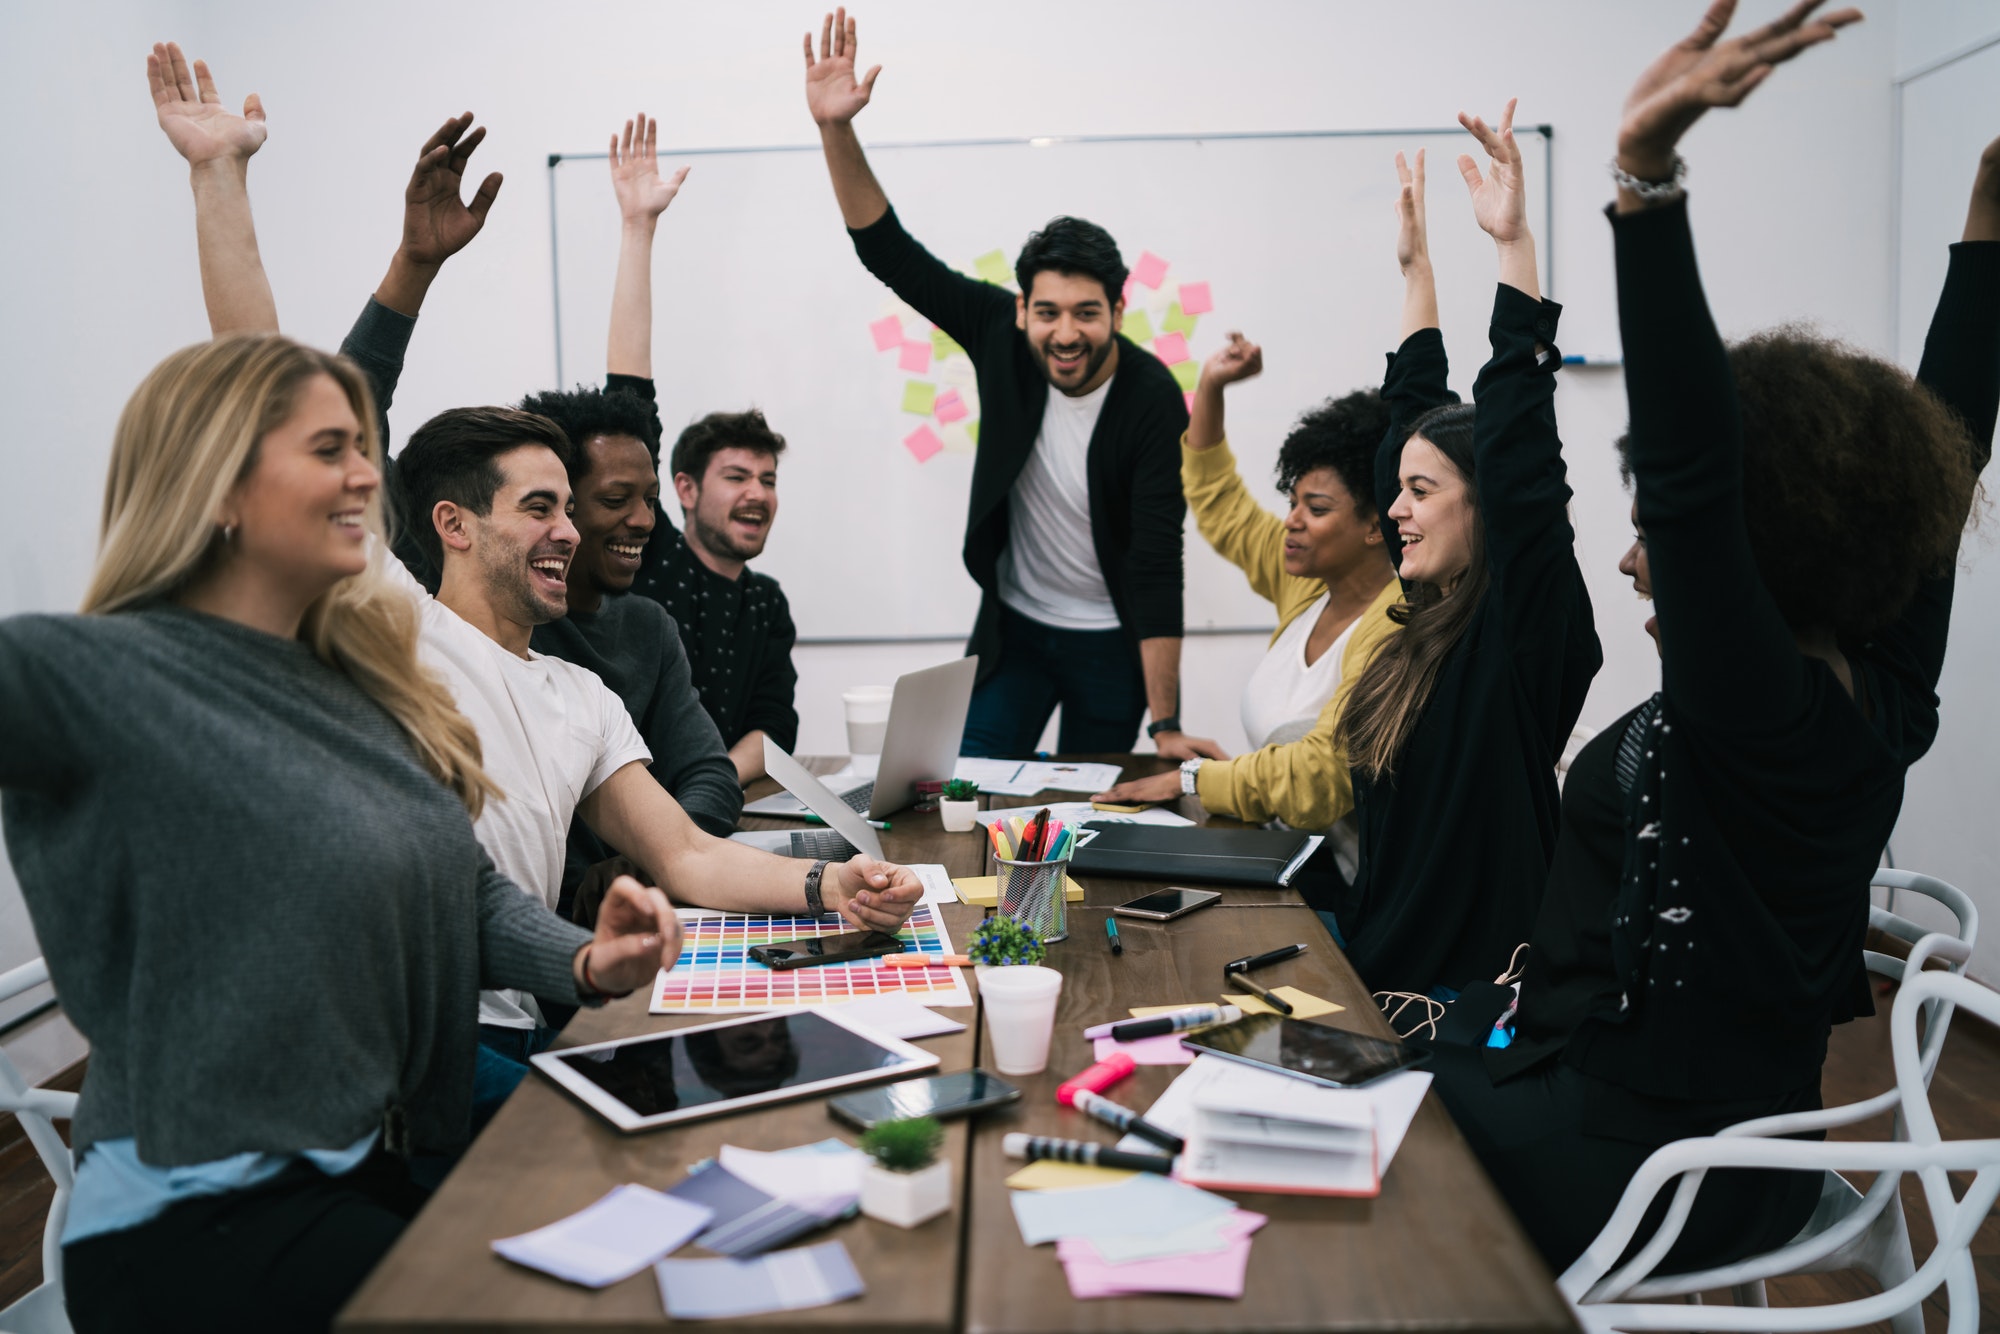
[650,903,973,1014]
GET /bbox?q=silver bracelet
[1609,154,1687,203]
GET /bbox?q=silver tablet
[530,1007,941,1132]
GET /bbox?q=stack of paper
[656,1239,865,1318]
[491,1184,715,1287]
[669,1140,870,1257]
[1008,1172,1267,1300]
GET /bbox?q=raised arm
[1377,151,1456,557]
[370,114,503,319]
[149,42,274,336]
[605,113,689,379]
[1184,334,1297,605]
[806,8,888,230]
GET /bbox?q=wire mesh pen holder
[992,852,1070,943]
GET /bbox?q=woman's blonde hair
[83,335,497,816]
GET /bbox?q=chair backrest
[1868,869,1978,1089]
[0,958,79,1299]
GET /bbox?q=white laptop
[730,737,887,861]
[742,656,977,821]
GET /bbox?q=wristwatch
[804,859,831,917]
[1180,757,1204,797]
[1146,715,1181,739]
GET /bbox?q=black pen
[1222,942,1308,976]
[1225,970,1295,1016]
[1105,917,1123,955]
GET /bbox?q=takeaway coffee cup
[979,965,1064,1076]
[842,685,894,758]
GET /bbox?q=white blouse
[1241,593,1353,750]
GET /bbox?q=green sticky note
[902,381,937,415]
[973,249,1013,286]
[968,419,980,445]
[932,328,964,361]
[1170,360,1199,392]
[1120,309,1155,345]
[1161,302,1198,337]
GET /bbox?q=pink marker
[1055,1051,1136,1106]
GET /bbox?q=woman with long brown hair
[1328,103,1602,998]
[1,322,681,1329]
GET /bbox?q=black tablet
[1178,1013,1429,1088]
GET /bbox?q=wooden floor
[3,985,1994,1328]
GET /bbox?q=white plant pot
[860,1158,952,1228]
[939,799,979,833]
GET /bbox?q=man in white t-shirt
[389,405,923,1104]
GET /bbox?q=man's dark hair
[1274,388,1391,514]
[669,409,787,487]
[517,385,663,475]
[1015,216,1129,307]
[396,406,572,575]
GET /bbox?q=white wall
[0,4,1920,1002]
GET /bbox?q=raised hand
[1395,149,1430,273]
[583,875,684,993]
[609,113,689,226]
[804,7,881,126]
[1620,0,1862,180]
[1457,99,1530,247]
[149,42,265,168]
[1202,332,1264,389]
[395,113,503,270]
[1965,133,2000,243]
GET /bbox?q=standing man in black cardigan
[805,9,1225,762]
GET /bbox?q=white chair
[0,958,77,1334]
[1561,967,2000,1332]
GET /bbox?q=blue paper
[1009,1172,1235,1246]
[656,1239,865,1318]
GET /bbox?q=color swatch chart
[649,903,973,1014]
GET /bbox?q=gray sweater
[0,606,591,1163]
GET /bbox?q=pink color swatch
[870,316,904,351]
[898,340,933,373]
[934,388,969,425]
[1132,251,1169,289]
[1152,331,1190,366]
[904,424,944,463]
[1178,281,1213,315]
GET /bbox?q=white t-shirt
[384,558,651,1029]
[1241,593,1362,880]
[996,376,1121,631]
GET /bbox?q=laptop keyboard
[789,829,859,859]
[841,782,875,813]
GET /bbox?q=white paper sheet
[906,862,959,905]
[821,992,967,1039]
[955,758,1126,796]
[974,801,1194,830]
[490,1184,714,1288]
[718,1143,868,1219]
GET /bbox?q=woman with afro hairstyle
[1418,0,1998,1276]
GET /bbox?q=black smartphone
[1113,887,1223,921]
[747,930,907,970]
[827,1070,1022,1131]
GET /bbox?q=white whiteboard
[549,129,1552,641]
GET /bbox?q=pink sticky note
[1121,276,1136,306]
[898,340,933,373]
[903,424,944,463]
[870,316,904,351]
[1183,391,1196,413]
[1094,1033,1193,1066]
[1178,281,1213,316]
[1132,251,1169,289]
[1057,1216,1267,1298]
[934,388,969,424]
[1152,332,1190,366]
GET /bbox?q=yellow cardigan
[1182,437,1402,830]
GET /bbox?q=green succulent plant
[941,778,979,802]
[860,1116,943,1173]
[968,915,1047,967]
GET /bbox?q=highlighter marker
[1069,1088,1186,1154]
[1225,970,1295,1016]
[1055,1052,1136,1105]
[1108,1004,1242,1043]
[1003,1133,1174,1176]
[1105,917,1123,955]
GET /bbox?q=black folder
[1070,823,1317,888]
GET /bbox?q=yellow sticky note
[973,250,1013,286]
[1161,301,1198,337]
[1120,309,1155,344]
[953,875,1083,907]
[1170,360,1200,392]
[901,381,937,415]
[967,419,979,446]
[1222,986,1344,1019]
[932,328,964,361]
[1006,1160,1135,1190]
[1128,1003,1210,1019]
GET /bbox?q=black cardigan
[848,209,1188,679]
[1512,201,2000,1102]
[1335,287,1602,995]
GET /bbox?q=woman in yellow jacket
[1095,332,1401,887]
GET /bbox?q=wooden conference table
[339,756,1573,1333]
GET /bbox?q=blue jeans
[472,1023,556,1135]
[961,605,1148,757]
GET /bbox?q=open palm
[149,43,265,166]
[1457,99,1529,246]
[609,114,689,224]
[804,8,881,126]
[397,114,503,268]
[1394,149,1430,271]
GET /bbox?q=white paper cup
[980,965,1064,1075]
[842,685,894,757]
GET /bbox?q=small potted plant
[967,915,1046,976]
[858,1116,950,1228]
[938,778,980,832]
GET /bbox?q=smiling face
[569,433,659,604]
[1016,269,1121,395]
[464,444,578,626]
[1283,466,1382,581]
[1618,499,1660,653]
[223,372,380,596]
[1387,435,1476,589]
[676,446,778,567]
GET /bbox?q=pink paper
[903,425,944,463]
[1094,1033,1193,1066]
[934,388,968,424]
[1121,276,1136,306]
[1152,332,1190,366]
[1132,251,1169,289]
[870,316,904,351]
[1183,391,1196,413]
[1058,1212,1267,1298]
[1178,281,1214,316]
[898,340,933,373]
